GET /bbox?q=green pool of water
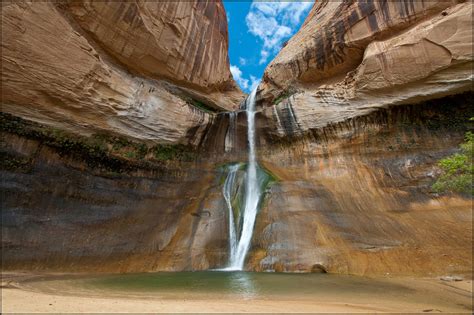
[82,271,413,300]
[21,271,472,312]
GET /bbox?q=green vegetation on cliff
[0,152,32,172]
[0,113,197,174]
[188,99,217,114]
[432,127,473,196]
[273,89,296,105]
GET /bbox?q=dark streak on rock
[347,9,359,27]
[379,0,390,22]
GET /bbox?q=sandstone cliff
[243,0,473,274]
[1,1,243,145]
[2,93,472,275]
[258,0,473,138]
[65,1,240,99]
[1,0,472,277]
[250,93,472,274]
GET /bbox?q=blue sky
[223,1,314,93]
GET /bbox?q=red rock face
[258,0,472,139]
[0,132,230,272]
[1,94,472,276]
[66,1,236,92]
[249,93,473,275]
[1,1,243,146]
[262,0,464,94]
[1,0,472,278]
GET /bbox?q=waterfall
[223,164,240,260]
[224,87,264,271]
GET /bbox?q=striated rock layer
[1,0,472,278]
[1,1,243,145]
[1,120,230,272]
[259,0,473,138]
[248,93,473,275]
[66,1,235,93]
[1,94,472,276]
[248,0,473,274]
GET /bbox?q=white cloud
[249,75,260,91]
[259,50,269,65]
[230,64,249,90]
[230,65,261,93]
[245,1,313,64]
[239,57,247,66]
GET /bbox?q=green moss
[432,129,473,196]
[273,89,296,105]
[220,162,277,232]
[218,162,245,185]
[137,144,148,158]
[123,151,137,159]
[0,152,32,172]
[151,144,196,162]
[0,113,198,174]
[188,99,217,114]
[102,171,122,178]
[260,166,279,183]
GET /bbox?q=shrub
[432,131,473,195]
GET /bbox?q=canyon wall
[244,0,473,275]
[1,0,473,277]
[1,0,240,272]
[248,93,472,275]
[1,1,243,145]
[258,0,472,137]
[2,94,472,276]
[1,123,229,272]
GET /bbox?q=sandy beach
[1,288,400,313]
[1,272,472,313]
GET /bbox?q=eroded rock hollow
[1,0,472,276]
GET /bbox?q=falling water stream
[222,88,265,271]
[223,164,240,261]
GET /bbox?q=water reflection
[84,271,424,304]
[24,271,471,313]
[227,272,257,299]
